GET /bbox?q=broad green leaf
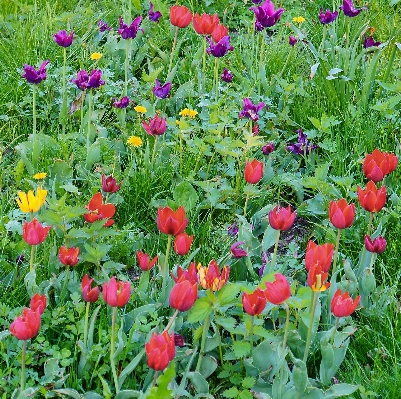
[232,341,251,358]
[242,376,256,389]
[217,283,241,306]
[186,372,209,394]
[119,349,145,389]
[187,297,213,324]
[173,181,199,212]
[115,390,142,399]
[222,386,239,398]
[324,383,358,398]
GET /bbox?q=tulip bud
[173,233,194,256]
[364,235,386,254]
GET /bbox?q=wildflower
[134,105,147,113]
[357,181,386,213]
[242,288,266,315]
[264,273,291,305]
[53,30,74,47]
[221,68,233,83]
[90,52,102,61]
[152,79,172,99]
[59,246,80,266]
[33,172,47,180]
[102,276,131,307]
[112,96,130,108]
[329,199,355,229]
[10,308,41,341]
[136,250,158,271]
[22,60,50,84]
[193,13,219,35]
[16,188,47,213]
[244,159,264,184]
[146,331,175,371]
[292,16,305,23]
[340,0,367,17]
[363,34,381,48]
[289,36,297,46]
[212,23,229,43]
[250,0,284,31]
[319,9,338,24]
[101,174,122,193]
[148,2,162,23]
[262,143,275,155]
[22,218,51,246]
[83,192,115,227]
[174,233,194,255]
[170,5,192,28]
[268,205,296,231]
[331,289,360,317]
[98,20,112,32]
[239,98,265,121]
[142,115,167,136]
[230,241,248,258]
[179,108,198,117]
[118,16,143,39]
[127,136,143,147]
[198,260,230,291]
[157,206,188,236]
[364,235,386,254]
[82,275,100,302]
[286,128,318,155]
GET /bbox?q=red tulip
[84,192,115,227]
[145,331,176,371]
[10,308,41,340]
[212,23,229,43]
[171,262,198,284]
[101,174,121,193]
[244,159,264,184]
[136,250,158,271]
[331,289,360,317]
[198,260,230,291]
[173,232,194,255]
[102,276,131,307]
[264,273,291,305]
[328,199,355,229]
[156,206,188,236]
[142,115,167,136]
[357,181,386,213]
[22,218,51,246]
[268,205,296,231]
[364,234,386,254]
[307,264,330,292]
[82,274,100,303]
[242,288,266,315]
[193,13,219,35]
[58,246,80,266]
[30,294,46,315]
[169,277,198,312]
[363,149,398,182]
[170,5,192,28]
[230,241,248,258]
[305,241,334,272]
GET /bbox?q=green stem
[151,136,159,166]
[303,290,319,363]
[331,228,341,278]
[86,90,93,163]
[110,307,120,394]
[61,47,67,134]
[245,256,258,280]
[163,309,179,333]
[196,312,211,371]
[214,57,219,101]
[84,301,90,349]
[29,245,35,273]
[32,84,37,139]
[80,91,86,136]
[368,251,375,273]
[124,40,129,97]
[161,235,173,303]
[319,25,327,55]
[249,315,254,353]
[259,32,265,67]
[367,212,373,236]
[21,340,27,393]
[202,36,206,76]
[276,46,295,80]
[283,302,290,350]
[243,185,251,217]
[60,266,70,302]
[330,317,340,345]
[168,27,179,76]
[268,230,281,274]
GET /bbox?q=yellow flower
[90,52,103,61]
[292,16,305,23]
[16,188,48,213]
[127,136,143,148]
[179,108,198,118]
[33,172,47,180]
[134,105,147,114]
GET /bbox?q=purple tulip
[286,128,318,155]
[239,98,265,121]
[340,0,367,17]
[252,0,264,3]
[289,36,297,46]
[250,0,284,31]
[206,36,234,58]
[363,34,381,48]
[112,96,130,108]
[142,115,167,136]
[118,16,143,39]
[319,9,339,24]
[228,222,239,237]
[98,20,112,32]
[149,2,162,22]
[221,68,233,82]
[71,70,89,90]
[152,79,172,99]
[22,60,50,84]
[262,142,275,155]
[53,30,74,47]
[230,242,248,258]
[87,69,105,89]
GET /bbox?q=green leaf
[324,383,358,398]
[217,283,241,306]
[222,387,239,398]
[199,355,218,378]
[242,376,256,389]
[145,362,175,399]
[292,358,307,395]
[119,349,146,389]
[87,305,101,350]
[238,390,253,399]
[53,388,83,398]
[0,330,11,341]
[232,341,251,358]
[83,393,104,399]
[214,315,237,331]
[187,297,213,324]
[173,181,199,212]
[253,339,280,377]
[115,390,142,399]
[186,371,209,394]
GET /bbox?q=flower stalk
[20,340,27,393]
[163,309,179,333]
[161,234,173,302]
[83,301,90,349]
[110,307,120,394]
[268,230,281,274]
[331,228,341,277]
[196,312,211,372]
[168,27,179,76]
[283,302,290,349]
[29,245,35,273]
[303,291,319,363]
[86,90,93,165]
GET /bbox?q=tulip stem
[60,266,70,303]
[303,291,319,363]
[20,340,27,393]
[168,26,179,76]
[110,307,120,394]
[368,251,375,273]
[245,255,258,281]
[29,245,35,273]
[61,47,67,134]
[84,301,90,349]
[214,58,219,101]
[367,212,373,235]
[161,234,173,303]
[124,40,129,97]
[249,315,255,354]
[268,230,281,275]
[331,228,341,278]
[196,312,211,372]
[86,90,93,164]
[80,91,86,137]
[164,309,179,333]
[243,185,251,218]
[151,136,159,166]
[32,84,37,169]
[331,317,340,345]
[202,36,207,76]
[283,302,290,350]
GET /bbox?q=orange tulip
[193,13,219,35]
[305,241,334,272]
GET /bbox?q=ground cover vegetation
[0,0,400,397]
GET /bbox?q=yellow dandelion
[33,172,47,180]
[176,120,180,125]
[134,105,147,114]
[90,52,103,61]
[179,108,190,117]
[188,109,198,118]
[127,136,143,148]
[179,108,198,118]
[293,16,305,23]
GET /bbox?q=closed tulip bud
[305,241,334,272]
[102,277,131,307]
[230,241,248,258]
[59,246,80,266]
[357,181,386,213]
[174,333,185,347]
[173,233,194,255]
[101,174,122,193]
[142,115,167,136]
[157,206,188,236]
[331,289,360,317]
[146,331,176,371]
[136,250,158,271]
[169,278,198,312]
[364,235,386,254]
[242,288,266,315]
[82,275,100,303]
[244,159,264,184]
[53,30,74,47]
[170,5,192,28]
[10,308,41,340]
[329,199,355,229]
[30,294,47,315]
[22,218,51,246]
[268,205,296,231]
[264,273,291,304]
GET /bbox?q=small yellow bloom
[33,172,47,180]
[127,136,143,148]
[179,108,198,118]
[16,188,48,213]
[293,16,305,23]
[90,52,103,61]
[134,105,147,114]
